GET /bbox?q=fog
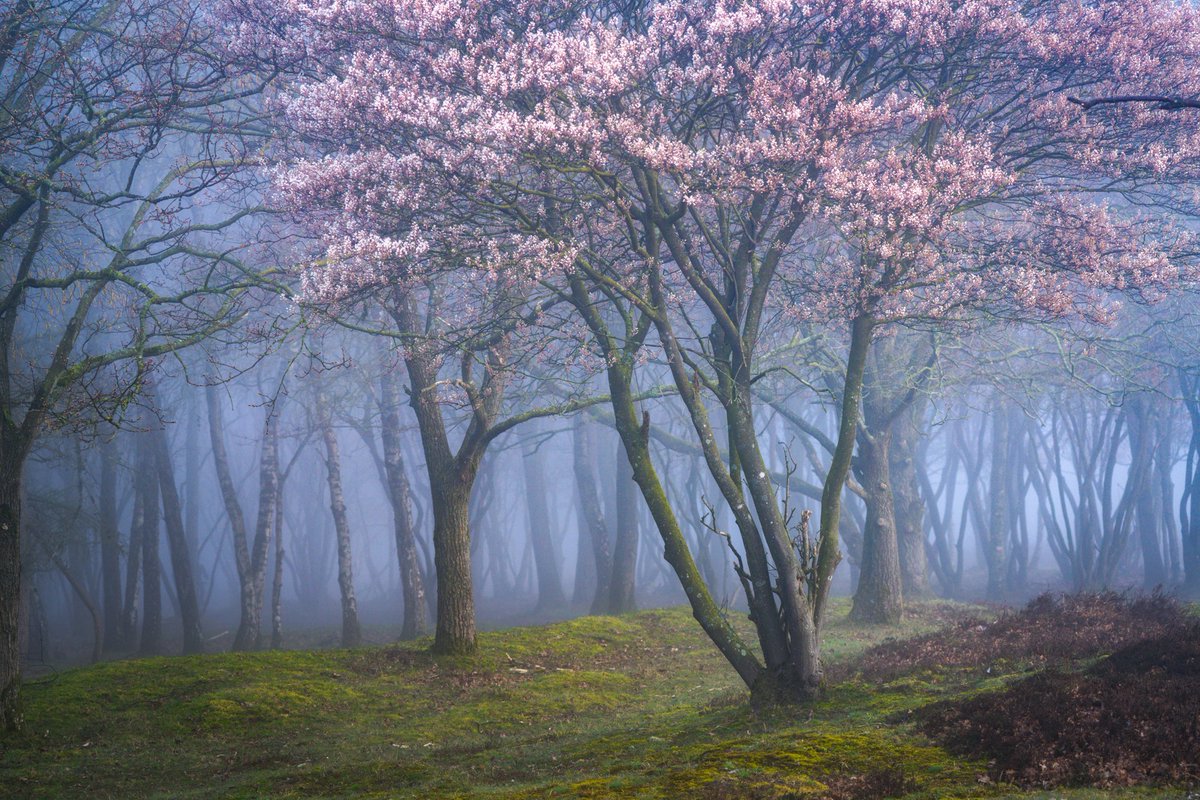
[19,313,1199,667]
[5,0,1200,710]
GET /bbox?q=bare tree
[0,0,270,728]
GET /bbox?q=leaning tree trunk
[317,389,361,649]
[152,425,204,654]
[606,361,763,689]
[522,426,566,612]
[850,426,903,624]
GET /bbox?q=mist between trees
[3,0,1200,730]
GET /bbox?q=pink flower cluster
[217,0,1200,328]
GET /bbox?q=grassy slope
[0,600,1187,799]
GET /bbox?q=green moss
[0,603,1177,799]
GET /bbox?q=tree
[0,0,271,728]
[229,0,1200,701]
[376,365,429,639]
[313,383,362,648]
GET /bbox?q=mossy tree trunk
[563,170,874,701]
[849,425,903,624]
[566,271,767,693]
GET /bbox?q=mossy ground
[0,600,1189,799]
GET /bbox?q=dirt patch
[697,768,913,800]
[914,597,1200,789]
[843,592,1186,683]
[818,767,916,799]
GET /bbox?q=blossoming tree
[230,0,1200,700]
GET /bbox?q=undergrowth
[0,597,1192,799]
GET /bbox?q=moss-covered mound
[1,598,1188,799]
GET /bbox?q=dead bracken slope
[848,592,1187,682]
[868,593,1200,789]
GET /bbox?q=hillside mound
[894,593,1200,789]
[848,592,1185,682]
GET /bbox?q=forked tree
[227,0,1200,701]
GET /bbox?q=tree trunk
[317,390,361,648]
[1182,373,1200,596]
[208,386,279,653]
[609,437,639,614]
[44,544,102,664]
[400,334,487,656]
[206,386,256,650]
[121,479,143,649]
[431,480,475,653]
[138,438,162,656]
[985,407,1010,601]
[379,371,428,639]
[271,478,285,649]
[850,428,903,624]
[522,426,566,612]
[153,425,204,654]
[573,416,612,614]
[813,312,874,614]
[890,402,932,599]
[609,378,762,689]
[99,436,123,653]
[0,450,23,731]
[1127,397,1167,588]
[243,408,279,650]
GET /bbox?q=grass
[0,599,1191,799]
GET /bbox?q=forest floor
[0,596,1195,799]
